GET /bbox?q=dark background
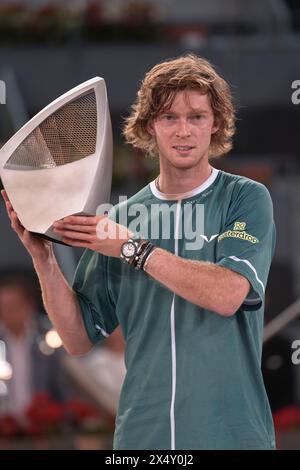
[0,0,300,447]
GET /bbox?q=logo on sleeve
[233,221,246,231]
[218,221,259,244]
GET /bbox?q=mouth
[172,145,195,155]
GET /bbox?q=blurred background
[0,0,300,450]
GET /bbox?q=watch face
[122,241,136,258]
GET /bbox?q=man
[1,54,276,449]
[0,272,66,421]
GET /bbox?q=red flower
[0,414,20,437]
[36,5,60,18]
[25,393,64,428]
[273,406,300,431]
[65,399,101,424]
[0,393,110,437]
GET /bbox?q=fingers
[1,190,13,217]
[53,215,108,242]
[53,223,96,234]
[10,210,25,237]
[54,228,95,242]
[1,190,25,236]
[1,192,21,237]
[3,200,12,220]
[1,189,8,203]
[55,215,101,226]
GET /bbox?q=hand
[1,189,53,261]
[53,214,133,258]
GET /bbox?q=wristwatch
[120,238,144,265]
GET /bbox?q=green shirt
[72,168,276,450]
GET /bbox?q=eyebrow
[190,109,210,114]
[162,109,210,115]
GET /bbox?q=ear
[211,120,219,135]
[147,121,156,136]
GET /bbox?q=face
[0,287,33,335]
[150,90,218,171]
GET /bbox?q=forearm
[144,248,249,316]
[1,190,94,354]
[33,248,93,355]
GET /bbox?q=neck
[157,164,213,195]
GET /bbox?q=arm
[1,190,92,355]
[144,248,250,316]
[49,213,249,317]
[33,252,93,355]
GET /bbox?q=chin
[170,157,200,170]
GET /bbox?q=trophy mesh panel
[4,91,97,170]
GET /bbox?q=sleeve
[72,249,119,344]
[216,180,276,310]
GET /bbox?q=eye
[191,114,203,120]
[162,114,175,121]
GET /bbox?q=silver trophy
[0,77,113,244]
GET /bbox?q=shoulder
[217,170,273,206]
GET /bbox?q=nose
[175,119,191,138]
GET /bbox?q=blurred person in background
[0,271,66,422]
[2,54,276,449]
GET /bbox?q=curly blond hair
[123,54,236,158]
